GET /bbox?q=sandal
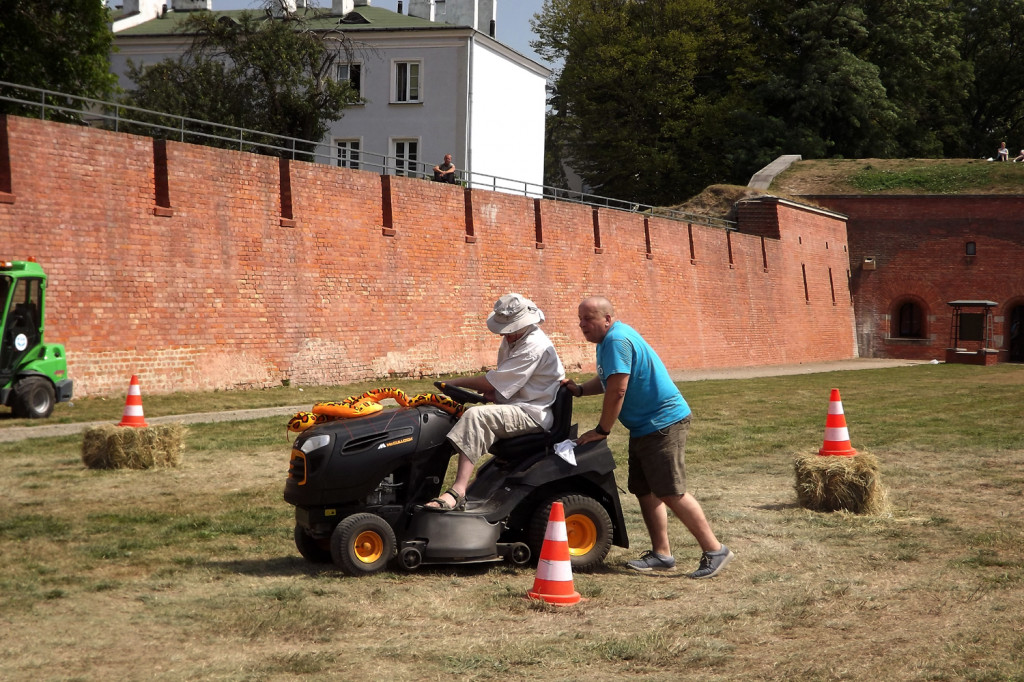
[425,487,466,512]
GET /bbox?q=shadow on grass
[755,502,802,511]
[206,556,337,577]
[206,556,531,579]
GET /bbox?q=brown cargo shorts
[627,416,691,498]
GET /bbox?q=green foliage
[534,0,765,204]
[0,0,117,121]
[122,10,360,156]
[748,0,967,160]
[532,0,1023,203]
[955,0,1024,157]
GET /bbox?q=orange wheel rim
[565,513,597,556]
[353,530,384,563]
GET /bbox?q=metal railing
[0,80,736,230]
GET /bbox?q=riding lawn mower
[284,382,629,575]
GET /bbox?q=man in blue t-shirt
[567,296,734,579]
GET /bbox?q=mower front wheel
[330,513,396,576]
[294,525,332,564]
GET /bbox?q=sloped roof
[116,6,447,37]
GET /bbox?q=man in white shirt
[426,293,565,510]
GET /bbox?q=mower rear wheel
[11,376,55,419]
[294,525,332,563]
[330,513,396,576]
[529,494,613,572]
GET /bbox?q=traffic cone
[117,375,149,427]
[818,388,856,456]
[527,502,582,605]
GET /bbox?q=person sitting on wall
[997,142,1009,161]
[433,154,457,183]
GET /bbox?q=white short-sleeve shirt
[485,326,565,430]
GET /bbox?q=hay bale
[794,451,886,515]
[81,423,186,470]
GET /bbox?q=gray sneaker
[626,550,676,572]
[689,544,734,579]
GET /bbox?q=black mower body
[285,388,628,573]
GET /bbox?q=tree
[123,8,360,156]
[751,0,967,159]
[0,0,117,121]
[955,0,1024,156]
[532,0,767,204]
[532,0,973,204]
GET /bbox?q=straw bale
[81,423,186,470]
[794,451,886,515]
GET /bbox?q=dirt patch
[665,183,829,220]
[667,184,767,219]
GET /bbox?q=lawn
[1,364,1022,681]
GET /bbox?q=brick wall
[0,115,857,396]
[805,195,1024,361]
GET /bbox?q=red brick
[805,195,1024,361]
[0,116,857,396]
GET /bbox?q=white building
[109,0,550,192]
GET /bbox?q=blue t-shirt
[596,321,690,437]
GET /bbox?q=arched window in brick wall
[892,299,926,339]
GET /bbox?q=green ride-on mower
[285,382,629,576]
[1,259,73,418]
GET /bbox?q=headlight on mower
[289,434,333,486]
[299,434,331,454]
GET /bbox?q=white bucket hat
[486,293,544,334]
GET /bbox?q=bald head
[578,296,616,344]
[580,296,614,317]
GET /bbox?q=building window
[965,241,976,256]
[335,139,360,170]
[336,63,362,96]
[394,61,421,102]
[392,139,419,177]
[894,301,924,338]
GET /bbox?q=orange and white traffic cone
[527,502,582,605]
[818,388,856,456]
[117,375,148,428]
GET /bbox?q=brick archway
[890,296,929,339]
[1007,300,1024,362]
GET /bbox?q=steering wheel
[433,381,487,405]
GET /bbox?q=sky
[210,0,550,65]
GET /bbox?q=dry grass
[667,183,824,220]
[1,366,1022,681]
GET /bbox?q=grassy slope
[771,157,1024,196]
[666,158,1024,220]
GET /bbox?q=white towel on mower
[554,439,577,466]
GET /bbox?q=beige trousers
[446,404,543,464]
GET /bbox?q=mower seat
[489,385,574,462]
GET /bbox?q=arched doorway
[892,299,925,338]
[1010,305,1024,362]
